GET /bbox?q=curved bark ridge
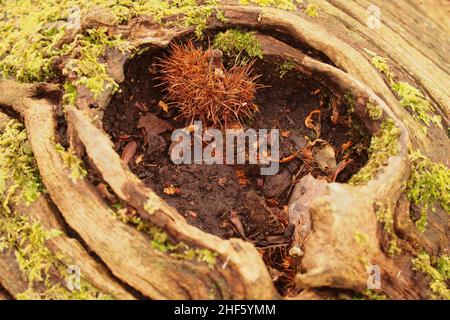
[0,1,448,300]
[0,119,118,299]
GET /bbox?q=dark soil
[101,42,370,295]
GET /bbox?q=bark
[0,0,448,300]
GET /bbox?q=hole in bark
[98,31,372,296]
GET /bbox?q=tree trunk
[0,0,448,300]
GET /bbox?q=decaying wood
[212,4,449,165]
[14,196,136,300]
[0,112,134,299]
[0,250,34,297]
[0,0,448,300]
[0,92,279,299]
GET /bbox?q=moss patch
[354,289,388,300]
[0,208,111,300]
[55,144,88,183]
[113,204,218,268]
[412,252,450,300]
[407,150,450,232]
[0,0,225,100]
[213,29,263,65]
[278,60,295,79]
[366,99,383,120]
[391,82,442,129]
[0,119,108,299]
[364,49,442,131]
[62,27,131,100]
[344,92,355,113]
[349,119,401,186]
[0,120,44,210]
[238,0,301,11]
[305,3,319,17]
[375,204,401,256]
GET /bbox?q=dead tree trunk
[0,0,448,300]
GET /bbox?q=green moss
[173,248,218,267]
[349,119,401,186]
[366,99,383,120]
[63,82,77,105]
[55,144,87,182]
[354,231,368,246]
[0,0,223,88]
[112,204,217,268]
[0,120,44,210]
[61,27,131,99]
[436,255,450,280]
[184,0,225,38]
[305,3,319,17]
[412,252,450,300]
[0,120,108,299]
[278,60,295,79]
[354,289,388,300]
[0,208,110,300]
[344,92,355,113]
[375,205,401,256]
[364,49,394,83]
[364,49,442,130]
[407,150,450,232]
[213,29,263,65]
[238,0,301,11]
[391,82,442,129]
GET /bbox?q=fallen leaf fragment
[158,100,169,112]
[341,140,353,153]
[311,139,337,173]
[281,130,291,138]
[187,210,197,218]
[137,113,173,136]
[121,141,137,166]
[230,210,246,239]
[305,109,322,137]
[163,185,181,196]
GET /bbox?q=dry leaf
[236,169,249,186]
[137,113,173,136]
[230,210,246,238]
[158,100,169,112]
[121,141,137,166]
[217,177,227,187]
[288,174,328,246]
[187,210,197,218]
[163,185,181,196]
[281,130,291,138]
[330,99,340,125]
[311,139,337,173]
[135,154,144,165]
[118,133,131,141]
[305,109,322,137]
[341,141,353,152]
[265,199,279,207]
